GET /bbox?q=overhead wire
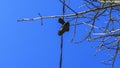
[59,0,65,68]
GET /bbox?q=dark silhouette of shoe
[58,22,70,36]
[58,18,65,25]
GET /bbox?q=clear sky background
[0,0,119,68]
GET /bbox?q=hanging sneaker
[58,22,70,36]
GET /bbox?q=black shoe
[58,22,70,36]
[58,18,65,25]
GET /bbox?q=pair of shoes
[58,22,70,36]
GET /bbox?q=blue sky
[0,0,119,68]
